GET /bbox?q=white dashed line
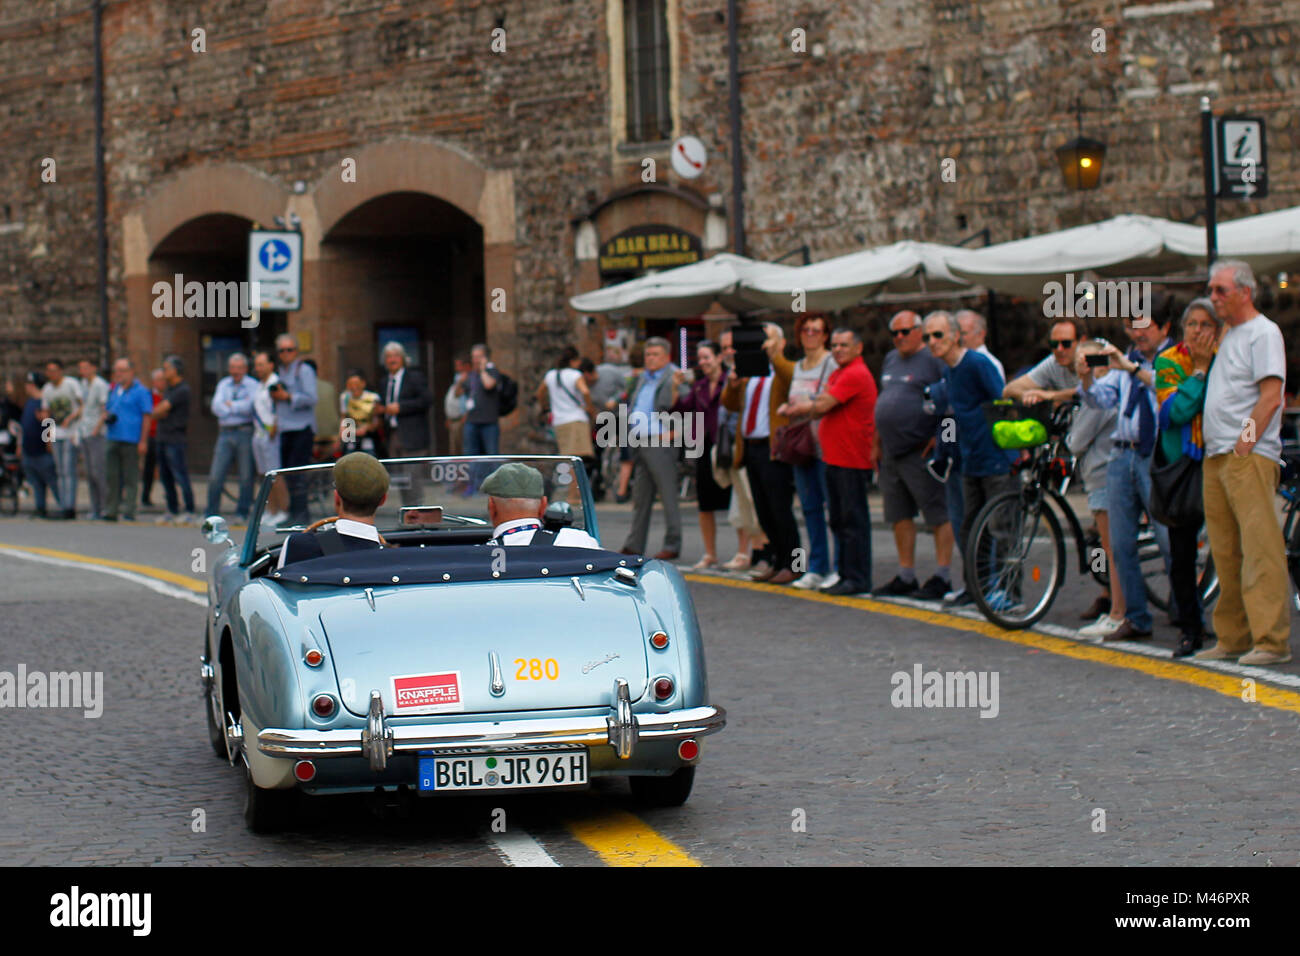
[485,829,561,867]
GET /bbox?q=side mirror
[201,515,232,547]
[543,501,574,530]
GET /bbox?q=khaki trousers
[1203,452,1291,654]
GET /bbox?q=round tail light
[649,631,669,649]
[304,649,324,667]
[312,694,336,717]
[678,739,699,761]
[294,760,316,782]
[653,677,674,700]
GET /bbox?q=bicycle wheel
[964,490,1066,629]
[1142,524,1216,615]
[1084,528,1108,588]
[1286,505,1300,611]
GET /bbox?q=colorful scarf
[1153,342,1203,460]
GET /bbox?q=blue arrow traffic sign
[258,238,292,272]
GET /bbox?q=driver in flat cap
[278,452,390,567]
[483,462,600,549]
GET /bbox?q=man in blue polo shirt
[922,310,1013,601]
[101,357,154,522]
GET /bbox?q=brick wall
[2,0,1299,413]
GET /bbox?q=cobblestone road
[1,507,1298,865]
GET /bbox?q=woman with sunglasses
[770,313,838,590]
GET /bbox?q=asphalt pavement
[2,492,1299,866]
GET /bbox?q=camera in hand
[730,323,770,378]
[104,412,118,425]
[1085,353,1110,368]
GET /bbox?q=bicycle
[963,401,1093,628]
[1278,444,1300,611]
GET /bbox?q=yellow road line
[684,573,1300,716]
[565,809,702,867]
[0,543,206,593]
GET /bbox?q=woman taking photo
[1153,297,1220,657]
[770,313,837,590]
[673,340,731,569]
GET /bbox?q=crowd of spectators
[5,259,1293,666]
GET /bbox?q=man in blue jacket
[922,311,1013,602]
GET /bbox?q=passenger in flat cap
[483,463,600,549]
[277,452,391,567]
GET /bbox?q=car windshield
[246,456,594,559]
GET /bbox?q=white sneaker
[820,572,841,590]
[261,510,288,529]
[791,572,824,590]
[1079,615,1124,640]
[155,513,176,525]
[179,512,198,525]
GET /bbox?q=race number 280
[515,658,560,680]
[429,463,471,482]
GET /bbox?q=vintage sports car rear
[200,456,725,831]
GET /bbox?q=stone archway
[307,138,517,444]
[123,163,287,373]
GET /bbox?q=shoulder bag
[1149,446,1203,528]
[772,360,830,467]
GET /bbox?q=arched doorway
[145,213,285,471]
[319,191,484,453]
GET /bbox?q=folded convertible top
[271,543,645,586]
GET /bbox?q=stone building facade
[3,0,1299,462]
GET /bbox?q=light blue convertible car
[200,455,725,832]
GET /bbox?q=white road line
[0,544,569,865]
[879,594,1300,689]
[485,829,561,867]
[0,548,207,607]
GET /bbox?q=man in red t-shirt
[779,328,878,595]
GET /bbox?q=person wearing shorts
[871,310,954,600]
[537,347,595,501]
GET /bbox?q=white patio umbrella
[568,252,798,317]
[739,240,972,312]
[1167,204,1300,274]
[943,215,1206,297]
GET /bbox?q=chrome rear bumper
[258,697,726,770]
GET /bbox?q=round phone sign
[671,136,707,179]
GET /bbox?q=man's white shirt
[491,517,601,549]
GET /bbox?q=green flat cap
[334,452,389,509]
[481,462,545,499]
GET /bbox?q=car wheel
[243,761,297,834]
[629,767,695,807]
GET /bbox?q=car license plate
[417,751,588,792]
